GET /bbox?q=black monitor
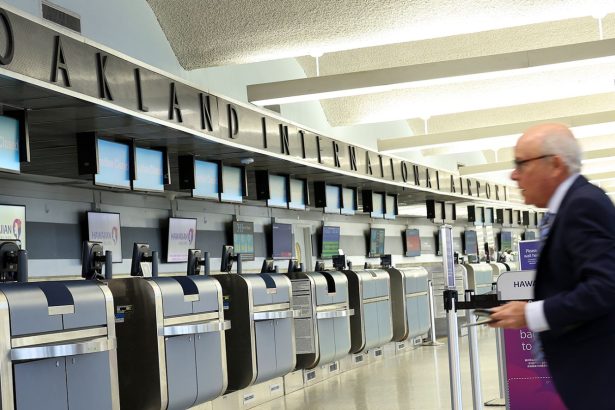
[314,260,325,271]
[220,245,234,273]
[0,240,26,282]
[332,254,347,271]
[187,249,209,276]
[321,226,340,259]
[261,259,276,273]
[368,228,385,258]
[272,223,293,259]
[463,230,478,255]
[130,242,154,276]
[287,259,301,273]
[81,241,110,280]
[380,254,392,268]
[404,229,421,257]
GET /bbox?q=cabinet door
[377,301,393,346]
[14,358,68,410]
[254,320,277,384]
[66,352,113,410]
[194,331,226,404]
[165,335,198,410]
[406,296,420,339]
[316,318,336,365]
[362,303,379,351]
[332,316,352,358]
[273,318,295,375]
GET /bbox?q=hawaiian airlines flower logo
[111,226,119,244]
[12,219,22,240]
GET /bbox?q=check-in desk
[107,276,228,410]
[287,270,353,369]
[342,269,393,354]
[489,262,510,283]
[213,273,297,391]
[0,281,119,410]
[463,263,494,295]
[386,267,430,342]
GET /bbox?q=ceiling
[145,0,615,199]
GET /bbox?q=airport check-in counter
[463,263,494,295]
[432,264,468,320]
[0,281,119,410]
[342,269,393,354]
[107,276,229,410]
[214,273,297,391]
[386,267,431,342]
[489,262,510,283]
[287,270,353,369]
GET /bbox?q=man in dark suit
[490,123,615,409]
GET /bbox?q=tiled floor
[254,327,502,410]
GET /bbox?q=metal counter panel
[254,320,277,384]
[13,357,68,410]
[195,331,226,403]
[333,316,352,358]
[62,282,108,330]
[274,318,296,376]
[316,318,336,365]
[66,351,114,410]
[165,335,199,410]
[1,286,63,336]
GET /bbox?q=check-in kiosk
[463,263,494,295]
[489,262,510,283]
[286,270,353,369]
[214,272,298,391]
[386,267,431,342]
[0,281,120,410]
[341,268,393,353]
[107,244,229,410]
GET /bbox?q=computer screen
[94,139,131,189]
[369,228,386,257]
[499,230,512,252]
[221,165,243,203]
[167,217,197,262]
[132,147,164,192]
[341,187,356,215]
[324,184,341,214]
[384,195,396,220]
[272,222,293,259]
[0,115,20,173]
[267,174,288,208]
[464,230,478,255]
[232,221,254,261]
[87,211,122,262]
[321,225,340,259]
[193,160,219,200]
[371,193,385,219]
[405,229,421,257]
[288,178,306,210]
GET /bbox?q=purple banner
[504,328,565,410]
[518,240,540,270]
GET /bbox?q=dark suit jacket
[535,175,615,409]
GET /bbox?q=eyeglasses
[513,155,553,171]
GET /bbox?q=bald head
[512,123,581,207]
[519,123,581,175]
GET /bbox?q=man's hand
[488,301,528,329]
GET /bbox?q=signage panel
[0,204,26,248]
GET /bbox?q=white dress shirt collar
[546,173,580,215]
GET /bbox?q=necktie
[533,211,555,361]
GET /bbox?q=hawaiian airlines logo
[12,219,22,240]
[170,228,195,244]
[111,227,119,244]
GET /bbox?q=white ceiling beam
[378,110,615,154]
[248,38,615,106]
[459,147,615,176]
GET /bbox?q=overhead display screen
[87,211,122,262]
[369,228,385,257]
[384,195,396,220]
[167,217,197,262]
[324,185,341,214]
[341,187,356,215]
[371,193,384,219]
[132,147,164,192]
[0,204,26,248]
[288,178,306,210]
[233,221,254,260]
[405,229,421,257]
[94,139,131,189]
[268,174,288,208]
[464,230,478,255]
[0,116,20,173]
[221,166,243,203]
[321,225,340,259]
[272,223,293,259]
[193,160,219,200]
[500,230,512,252]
